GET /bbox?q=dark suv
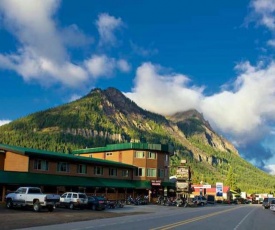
[262,197,275,209]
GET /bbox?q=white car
[270,200,275,211]
[59,192,88,209]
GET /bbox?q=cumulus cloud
[0,120,11,126]
[125,61,275,170]
[96,13,123,46]
[264,164,275,175]
[85,55,130,78]
[0,1,130,88]
[251,0,275,30]
[125,62,203,115]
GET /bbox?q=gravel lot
[0,203,150,230]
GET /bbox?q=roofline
[0,143,136,169]
[72,142,174,155]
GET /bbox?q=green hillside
[0,87,275,194]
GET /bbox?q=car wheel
[201,202,204,206]
[92,205,96,210]
[6,199,13,209]
[69,203,74,210]
[48,206,54,212]
[33,201,41,212]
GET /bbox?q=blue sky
[1,0,275,174]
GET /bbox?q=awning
[0,171,136,188]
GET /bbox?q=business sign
[176,166,189,179]
[176,182,188,189]
[151,180,161,186]
[216,182,223,197]
[194,185,211,189]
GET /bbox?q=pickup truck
[5,187,60,212]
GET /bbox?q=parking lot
[0,203,152,230]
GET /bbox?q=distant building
[191,184,230,200]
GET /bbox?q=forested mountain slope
[0,87,274,193]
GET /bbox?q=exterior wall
[4,151,29,172]
[86,149,169,182]
[0,153,4,170]
[28,158,133,180]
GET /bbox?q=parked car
[5,187,60,212]
[262,197,275,209]
[59,192,88,209]
[269,200,275,211]
[87,196,107,211]
[193,196,207,206]
[205,194,215,204]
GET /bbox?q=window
[109,168,117,176]
[148,152,157,159]
[135,151,145,158]
[147,168,157,177]
[28,188,42,194]
[34,159,49,171]
[158,169,164,178]
[122,169,129,177]
[135,167,145,176]
[94,166,103,175]
[77,164,87,174]
[57,162,69,172]
[165,154,168,161]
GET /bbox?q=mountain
[1,87,275,194]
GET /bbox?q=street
[18,204,275,230]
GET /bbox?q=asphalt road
[15,204,275,230]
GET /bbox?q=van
[262,197,275,209]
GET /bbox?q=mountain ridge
[0,87,274,193]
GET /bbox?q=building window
[165,154,168,161]
[34,159,49,171]
[77,164,87,174]
[122,169,129,177]
[135,151,145,158]
[135,167,145,176]
[109,168,117,176]
[94,166,103,175]
[158,169,164,178]
[57,162,69,172]
[147,168,157,177]
[148,152,157,159]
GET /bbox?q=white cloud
[264,164,275,175]
[84,55,116,78]
[68,94,82,102]
[125,62,203,115]
[96,13,123,46]
[117,59,131,72]
[130,41,158,57]
[251,0,275,30]
[125,61,275,160]
[0,120,11,126]
[84,55,130,78]
[267,39,275,47]
[0,0,90,87]
[0,2,130,88]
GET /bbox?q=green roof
[0,171,136,188]
[0,144,135,169]
[72,143,174,155]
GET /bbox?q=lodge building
[0,143,175,202]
